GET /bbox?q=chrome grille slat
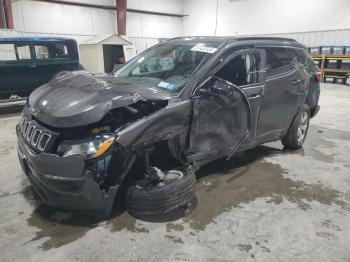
[31,129,42,147]
[37,133,52,151]
[26,124,35,142]
[22,120,29,136]
[20,116,56,153]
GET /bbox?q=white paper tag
[191,45,218,54]
[158,81,170,88]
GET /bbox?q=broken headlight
[57,134,115,158]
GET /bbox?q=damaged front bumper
[16,126,119,216]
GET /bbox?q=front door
[188,49,266,162]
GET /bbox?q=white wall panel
[127,12,182,38]
[183,0,350,36]
[182,0,217,36]
[12,0,116,39]
[128,37,159,54]
[128,0,184,14]
[9,0,183,53]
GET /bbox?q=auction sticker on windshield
[191,45,218,54]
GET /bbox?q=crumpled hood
[28,71,172,128]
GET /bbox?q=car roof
[0,36,76,43]
[167,36,306,49]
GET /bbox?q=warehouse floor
[1,84,350,262]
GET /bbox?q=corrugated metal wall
[243,29,350,47]
[128,37,159,54]
[0,30,160,54]
[0,29,93,43]
[3,28,349,50]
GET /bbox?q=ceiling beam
[32,0,187,18]
[116,0,126,35]
[3,0,14,29]
[0,0,6,29]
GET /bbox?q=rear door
[188,48,265,162]
[256,47,303,140]
[32,41,77,86]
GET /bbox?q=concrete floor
[1,84,350,262]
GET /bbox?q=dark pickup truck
[0,37,80,99]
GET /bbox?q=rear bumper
[310,105,320,118]
[16,126,118,216]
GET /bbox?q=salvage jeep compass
[17,37,320,217]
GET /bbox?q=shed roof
[81,34,132,46]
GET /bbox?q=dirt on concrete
[0,84,350,262]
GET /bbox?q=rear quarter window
[295,49,307,65]
[305,56,318,73]
[34,43,69,60]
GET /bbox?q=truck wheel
[281,104,310,149]
[126,170,197,218]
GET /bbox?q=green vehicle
[0,37,80,99]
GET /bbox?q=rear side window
[0,44,17,61]
[265,47,292,77]
[0,43,32,62]
[34,43,69,60]
[16,44,31,60]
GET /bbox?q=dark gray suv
[16,37,320,217]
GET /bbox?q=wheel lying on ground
[126,169,197,218]
[281,104,310,149]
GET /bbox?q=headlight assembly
[57,134,115,158]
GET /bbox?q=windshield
[114,42,219,93]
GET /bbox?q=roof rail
[235,36,297,42]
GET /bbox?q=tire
[281,104,310,149]
[126,170,197,217]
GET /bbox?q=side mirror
[200,78,232,96]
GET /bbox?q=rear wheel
[281,104,310,149]
[126,169,197,218]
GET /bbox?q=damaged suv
[17,37,320,217]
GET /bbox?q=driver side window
[215,52,257,87]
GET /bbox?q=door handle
[29,65,37,68]
[291,79,301,86]
[248,93,261,99]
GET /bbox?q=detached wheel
[281,104,310,149]
[126,170,197,218]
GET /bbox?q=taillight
[315,71,321,83]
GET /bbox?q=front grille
[38,133,51,151]
[19,117,57,153]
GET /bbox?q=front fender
[116,100,192,149]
